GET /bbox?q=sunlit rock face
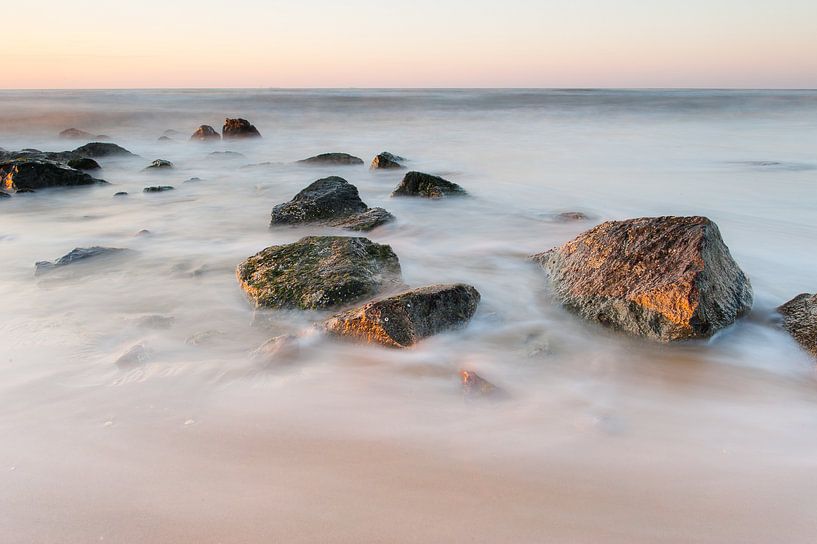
[531,216,753,342]
[324,284,480,348]
[190,125,221,142]
[236,236,402,311]
[0,159,104,193]
[222,118,261,139]
[370,152,405,170]
[391,171,467,198]
[778,293,817,357]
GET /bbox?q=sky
[4,0,817,89]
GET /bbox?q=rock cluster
[392,171,467,198]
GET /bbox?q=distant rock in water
[157,136,174,143]
[183,177,202,183]
[144,159,174,170]
[59,128,106,140]
[460,370,504,399]
[324,284,480,348]
[143,185,174,193]
[67,158,101,170]
[236,236,402,310]
[370,152,405,170]
[35,246,128,276]
[270,176,394,231]
[190,125,221,142]
[391,171,467,198]
[777,294,817,358]
[222,118,261,139]
[207,151,246,160]
[0,159,105,193]
[554,211,590,222]
[113,191,128,197]
[163,129,182,137]
[297,153,364,166]
[72,142,135,158]
[530,216,753,342]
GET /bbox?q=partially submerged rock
[67,157,101,170]
[777,294,817,357]
[190,125,220,142]
[370,152,405,170]
[270,176,394,231]
[323,284,480,348]
[236,236,402,310]
[144,159,174,170]
[391,171,466,198]
[531,216,753,342]
[115,343,149,368]
[460,370,503,399]
[143,186,174,193]
[1,159,104,193]
[59,128,98,140]
[297,153,364,166]
[72,142,135,158]
[35,246,128,275]
[251,334,301,367]
[207,151,246,160]
[113,191,128,197]
[222,118,261,139]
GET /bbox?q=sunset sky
[5,0,817,88]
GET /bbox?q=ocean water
[1,89,817,543]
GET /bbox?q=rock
[777,294,817,357]
[323,284,480,348]
[72,142,135,158]
[67,157,101,170]
[297,153,364,166]
[113,191,128,197]
[222,118,261,139]
[59,128,98,140]
[144,159,174,170]
[143,186,174,193]
[115,343,148,368]
[183,177,202,183]
[460,370,503,399]
[391,171,467,198]
[555,211,590,222]
[251,334,300,366]
[163,129,182,137]
[35,246,128,275]
[190,125,220,142]
[207,151,246,160]
[370,151,405,170]
[157,136,174,142]
[1,159,104,193]
[136,229,151,236]
[269,176,394,231]
[236,236,402,310]
[530,216,753,342]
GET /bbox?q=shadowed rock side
[190,125,221,141]
[236,236,402,310]
[1,160,105,193]
[323,284,480,348]
[370,152,405,170]
[531,216,753,342]
[270,176,394,231]
[35,246,128,275]
[777,294,817,357]
[66,158,100,170]
[297,153,364,166]
[391,171,467,198]
[72,142,135,158]
[222,118,261,139]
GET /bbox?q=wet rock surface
[190,125,220,142]
[72,142,135,158]
[297,153,364,166]
[222,118,261,139]
[370,152,405,169]
[392,171,467,198]
[35,246,128,275]
[777,293,817,357]
[1,159,105,193]
[531,216,753,342]
[323,283,480,348]
[236,236,402,310]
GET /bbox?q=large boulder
[323,284,480,348]
[35,246,128,275]
[370,152,405,170]
[0,159,105,193]
[777,294,817,357]
[236,236,402,310]
[531,216,753,341]
[222,118,261,139]
[297,153,364,166]
[270,176,394,231]
[190,125,221,142]
[72,142,135,158]
[392,171,466,198]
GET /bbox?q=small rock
[136,229,151,236]
[35,246,128,276]
[190,125,221,142]
[144,159,174,170]
[324,284,480,348]
[115,343,148,368]
[251,334,300,366]
[185,330,227,346]
[143,186,175,193]
[222,118,261,139]
[207,151,245,160]
[113,191,128,197]
[59,128,95,140]
[555,211,590,222]
[391,171,467,198]
[157,136,174,142]
[72,142,135,158]
[183,177,202,183]
[370,152,405,170]
[777,293,817,358]
[328,207,395,231]
[460,370,503,399]
[297,153,364,166]
[67,158,101,170]
[163,129,182,137]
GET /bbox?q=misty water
[2,89,817,543]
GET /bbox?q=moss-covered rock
[391,171,467,198]
[237,236,402,310]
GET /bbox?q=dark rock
[328,207,395,231]
[144,159,174,170]
[236,236,402,310]
[206,151,246,160]
[297,153,364,166]
[555,211,590,222]
[113,191,128,197]
[530,216,753,342]
[460,370,504,399]
[777,294,817,357]
[222,118,261,139]
[370,152,405,170]
[157,136,174,142]
[35,246,128,276]
[0,159,104,193]
[190,125,221,142]
[392,171,467,198]
[323,284,480,348]
[183,177,202,183]
[67,157,101,170]
[143,186,174,193]
[72,142,135,158]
